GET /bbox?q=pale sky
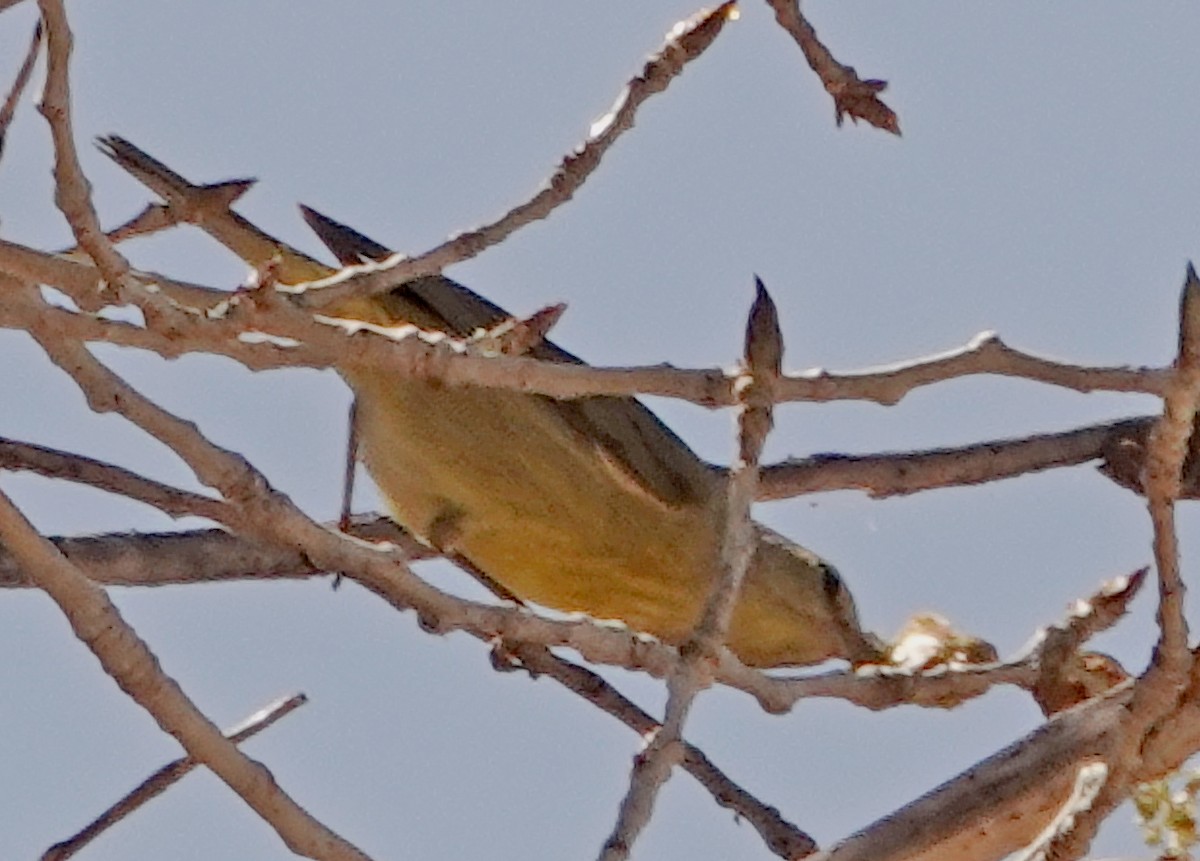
[3,3,1200,859]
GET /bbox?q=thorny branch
[599,281,783,861]
[765,0,900,134]
[5,4,1199,861]
[17,9,377,854]
[1038,268,1200,861]
[0,437,1146,718]
[0,17,39,159]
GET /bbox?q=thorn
[493,303,567,356]
[1179,262,1200,364]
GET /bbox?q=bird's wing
[99,136,716,508]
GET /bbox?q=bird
[96,135,880,669]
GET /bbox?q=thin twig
[507,643,817,860]
[93,202,182,247]
[1027,570,1142,718]
[0,435,230,521]
[0,510,1139,712]
[0,418,1146,719]
[34,3,209,343]
[292,4,739,311]
[0,18,41,161]
[42,693,309,861]
[0,481,371,861]
[0,506,1141,722]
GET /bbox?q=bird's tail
[299,204,394,266]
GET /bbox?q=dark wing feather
[299,206,716,508]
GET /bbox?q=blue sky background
[3,3,1199,858]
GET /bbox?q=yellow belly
[91,136,867,669]
[348,371,723,643]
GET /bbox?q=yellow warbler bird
[97,136,879,668]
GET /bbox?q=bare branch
[781,332,1165,405]
[1140,264,1200,678]
[0,18,40,160]
[600,280,780,861]
[1041,268,1200,860]
[0,247,1169,415]
[1027,570,1142,718]
[93,202,184,247]
[0,516,432,589]
[760,418,1151,500]
[292,3,739,311]
[764,0,900,134]
[0,290,1170,509]
[0,435,230,521]
[0,233,225,314]
[42,693,309,861]
[0,301,1165,509]
[0,482,371,861]
[0,505,1143,727]
[816,687,1132,861]
[753,571,1140,715]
